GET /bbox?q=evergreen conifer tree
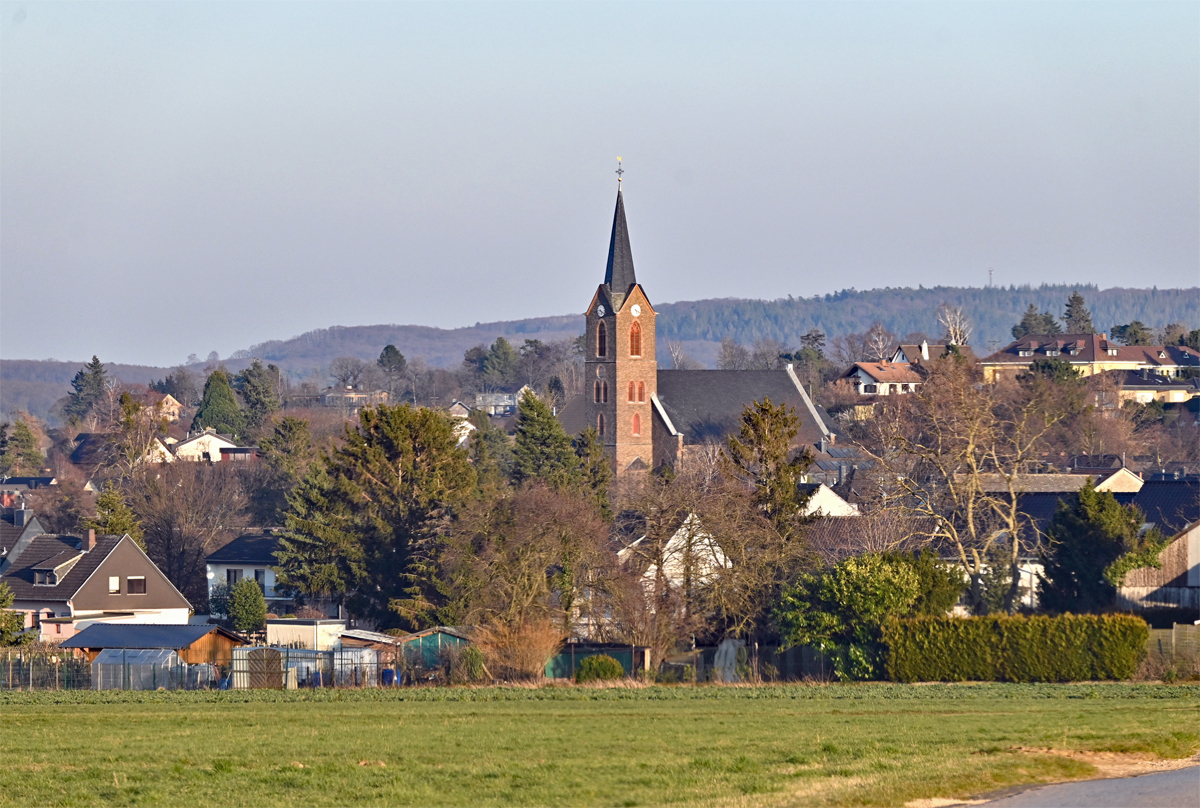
[0,582,32,646]
[233,360,281,434]
[192,369,245,436]
[482,338,519,387]
[378,345,408,398]
[1111,321,1154,346]
[252,416,316,522]
[1061,291,1095,333]
[0,418,44,476]
[1011,305,1062,339]
[573,427,613,519]
[512,390,580,490]
[63,356,108,423]
[1039,481,1161,613]
[722,397,813,538]
[229,578,267,633]
[82,482,145,547]
[275,404,476,628]
[467,410,514,493]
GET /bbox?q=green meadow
[2,684,1197,807]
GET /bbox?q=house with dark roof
[0,506,47,574]
[59,622,247,664]
[889,342,977,368]
[205,532,289,610]
[978,334,1200,383]
[556,186,841,476]
[1103,369,1200,405]
[0,530,191,642]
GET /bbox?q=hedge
[881,614,1149,683]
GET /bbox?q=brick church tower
[583,187,657,474]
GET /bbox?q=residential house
[0,506,47,573]
[888,341,977,368]
[59,622,247,664]
[842,361,924,396]
[978,334,1200,383]
[474,387,531,416]
[205,532,289,612]
[173,428,238,462]
[321,387,389,413]
[0,530,191,641]
[1103,369,1200,405]
[142,392,184,422]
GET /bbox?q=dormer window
[1107,349,1118,356]
[1018,350,1033,357]
[34,571,56,586]
[1046,350,1059,357]
[1158,351,1166,359]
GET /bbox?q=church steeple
[604,189,636,294]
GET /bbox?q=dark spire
[604,188,636,293]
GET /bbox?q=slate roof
[206,533,281,564]
[892,344,978,366]
[59,623,245,650]
[1105,369,1200,391]
[604,189,636,294]
[0,534,120,601]
[1,508,45,557]
[979,334,1200,369]
[1132,479,1199,533]
[654,368,835,447]
[973,473,1117,493]
[805,515,942,564]
[0,477,57,490]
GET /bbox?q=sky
[2,1,1197,367]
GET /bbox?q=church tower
[584,185,656,475]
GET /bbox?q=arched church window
[629,321,642,357]
[631,413,641,436]
[627,382,635,403]
[601,381,608,403]
[597,413,605,436]
[594,381,602,403]
[637,381,645,402]
[597,321,607,357]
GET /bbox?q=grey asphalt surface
[980,766,1200,807]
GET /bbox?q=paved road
[982,766,1200,807]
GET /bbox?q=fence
[1147,622,1200,663]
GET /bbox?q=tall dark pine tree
[1061,291,1095,333]
[233,360,282,433]
[1011,304,1062,339]
[64,356,108,423]
[378,345,408,398]
[1111,321,1154,346]
[512,390,580,490]
[1039,481,1159,614]
[573,427,613,519]
[192,369,245,436]
[274,404,476,628]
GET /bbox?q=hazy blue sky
[2,1,1197,366]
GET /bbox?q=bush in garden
[575,654,625,683]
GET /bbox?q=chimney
[84,529,96,551]
[13,508,27,528]
[920,340,929,361]
[818,438,828,455]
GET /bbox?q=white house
[173,428,238,462]
[205,532,288,611]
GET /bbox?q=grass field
[2,684,1197,807]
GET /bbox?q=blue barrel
[382,669,396,687]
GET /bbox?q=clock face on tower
[597,305,606,317]
[630,304,641,317]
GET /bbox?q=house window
[1046,350,1059,357]
[127,576,146,595]
[596,322,607,357]
[108,576,120,594]
[863,384,878,394]
[227,568,243,586]
[1107,349,1118,356]
[34,571,55,585]
[637,381,645,403]
[631,413,641,436]
[55,623,61,635]
[629,322,642,357]
[597,413,605,436]
[255,569,267,593]
[1018,350,1033,357]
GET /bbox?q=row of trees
[1011,290,1200,347]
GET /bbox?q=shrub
[882,614,1149,683]
[575,654,625,683]
[228,579,268,634]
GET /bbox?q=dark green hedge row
[882,614,1149,683]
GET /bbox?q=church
[558,186,842,477]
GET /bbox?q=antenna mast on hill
[988,267,994,288]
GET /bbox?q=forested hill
[3,284,1196,422]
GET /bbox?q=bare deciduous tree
[864,323,896,363]
[328,356,366,388]
[936,303,972,346]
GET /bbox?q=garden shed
[545,643,651,680]
[91,648,190,690]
